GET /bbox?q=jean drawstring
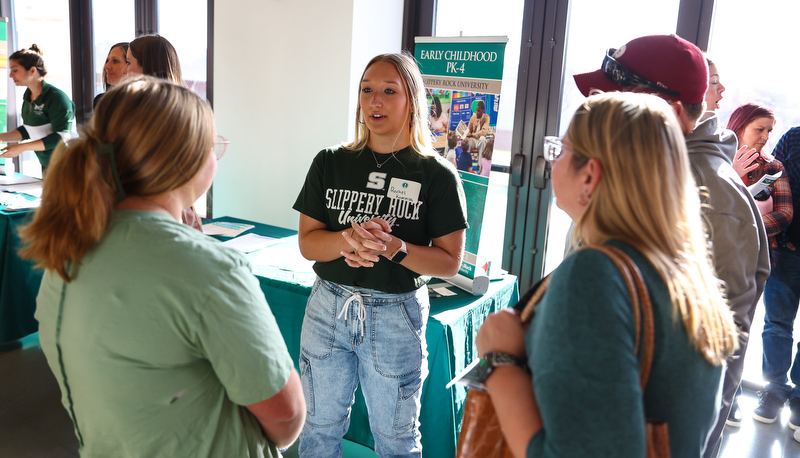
[337,289,369,343]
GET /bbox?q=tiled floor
[3,330,800,458]
[0,333,78,457]
[0,333,380,458]
[721,390,800,458]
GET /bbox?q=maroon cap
[573,34,708,105]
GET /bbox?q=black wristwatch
[476,352,529,384]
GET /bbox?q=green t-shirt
[293,145,468,293]
[18,80,75,168]
[35,211,293,458]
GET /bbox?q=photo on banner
[415,36,507,282]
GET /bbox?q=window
[13,0,72,177]
[707,0,800,151]
[434,0,525,274]
[93,0,135,97]
[548,0,681,273]
[158,0,209,215]
[158,0,208,100]
[706,0,800,393]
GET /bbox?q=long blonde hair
[19,77,215,281]
[347,52,435,157]
[568,92,737,365]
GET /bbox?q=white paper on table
[202,221,255,237]
[432,286,457,296]
[221,233,279,253]
[251,235,316,285]
[0,191,40,210]
[0,182,43,197]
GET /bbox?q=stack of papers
[202,221,254,237]
[251,235,316,285]
[0,181,43,198]
[0,191,40,211]
[220,233,279,253]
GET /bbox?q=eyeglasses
[214,135,230,160]
[601,49,680,99]
[543,136,565,162]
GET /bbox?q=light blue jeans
[298,278,429,458]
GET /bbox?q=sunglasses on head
[602,49,681,99]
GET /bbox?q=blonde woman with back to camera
[20,77,305,457]
[475,92,738,457]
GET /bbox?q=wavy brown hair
[19,77,214,281]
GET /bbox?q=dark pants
[703,297,760,458]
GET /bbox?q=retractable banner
[415,36,508,287]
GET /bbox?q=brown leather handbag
[455,245,670,458]
[455,276,549,458]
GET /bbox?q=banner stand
[444,273,490,296]
[415,36,509,282]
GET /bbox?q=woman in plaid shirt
[728,103,793,249]
[728,103,799,429]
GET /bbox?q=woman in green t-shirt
[20,77,305,457]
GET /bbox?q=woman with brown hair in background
[125,34,181,83]
[93,42,129,108]
[125,34,204,230]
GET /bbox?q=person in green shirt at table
[293,52,468,458]
[0,44,75,172]
[20,77,305,457]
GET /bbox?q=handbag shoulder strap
[591,244,655,390]
[520,275,550,323]
[518,244,655,389]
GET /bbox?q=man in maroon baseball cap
[572,34,770,458]
[574,34,708,134]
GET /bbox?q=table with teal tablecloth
[0,206,42,342]
[0,208,519,457]
[214,216,520,458]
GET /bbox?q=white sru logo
[366,172,387,190]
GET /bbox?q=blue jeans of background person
[763,246,800,401]
[298,278,429,458]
